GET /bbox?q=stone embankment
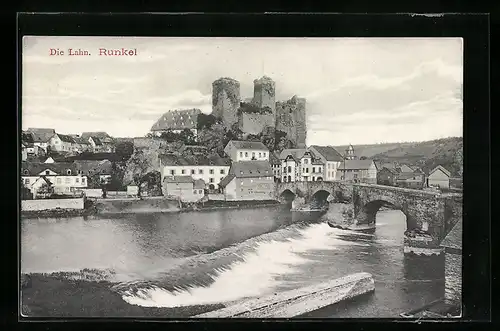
[195,272,375,318]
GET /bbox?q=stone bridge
[276,181,462,254]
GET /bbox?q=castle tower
[252,76,276,115]
[345,144,356,160]
[275,95,307,149]
[212,77,241,128]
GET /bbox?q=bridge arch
[278,189,296,204]
[310,189,332,208]
[357,199,417,231]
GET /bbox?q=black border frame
[12,12,490,330]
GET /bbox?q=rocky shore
[20,272,224,318]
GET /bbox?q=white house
[150,109,201,138]
[160,154,231,190]
[49,133,78,153]
[279,149,307,182]
[218,161,275,201]
[427,165,451,189]
[308,145,344,181]
[28,128,56,153]
[21,162,88,196]
[224,140,270,162]
[21,143,28,161]
[163,176,205,202]
[338,159,378,183]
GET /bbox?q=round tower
[212,77,241,128]
[253,76,276,114]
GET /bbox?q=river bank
[20,272,224,318]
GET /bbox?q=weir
[194,272,375,318]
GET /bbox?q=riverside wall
[21,198,85,211]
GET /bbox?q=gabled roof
[22,131,35,144]
[56,134,77,143]
[230,161,273,178]
[379,167,399,175]
[429,165,451,177]
[399,164,414,173]
[30,131,55,143]
[159,154,231,167]
[163,175,194,183]
[397,172,423,180]
[309,145,344,162]
[90,137,103,146]
[151,109,201,131]
[226,140,268,151]
[28,128,55,134]
[33,175,53,187]
[81,132,112,140]
[219,174,236,188]
[279,149,308,160]
[340,159,375,170]
[21,161,78,176]
[73,160,112,175]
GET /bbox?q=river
[21,205,445,318]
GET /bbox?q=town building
[298,150,325,182]
[279,149,307,182]
[159,154,231,191]
[308,145,344,181]
[162,176,205,202]
[399,164,414,173]
[396,171,426,189]
[338,159,377,183]
[219,161,275,201]
[269,152,281,182]
[73,160,113,186]
[150,109,201,138]
[427,165,451,189]
[22,131,43,157]
[21,162,88,196]
[71,136,92,153]
[49,133,78,153]
[224,140,270,162]
[27,128,56,153]
[377,167,399,186]
[81,132,115,153]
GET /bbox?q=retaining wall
[21,198,85,211]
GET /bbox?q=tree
[197,113,217,130]
[179,129,196,145]
[115,141,134,161]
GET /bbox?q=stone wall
[275,96,307,148]
[444,195,463,234]
[212,78,241,128]
[253,76,276,115]
[444,252,462,304]
[21,198,85,211]
[238,112,275,135]
[95,197,180,213]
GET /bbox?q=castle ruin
[211,76,307,148]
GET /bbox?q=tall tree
[115,141,134,161]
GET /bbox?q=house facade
[49,133,78,153]
[308,145,343,181]
[219,161,275,201]
[21,162,88,196]
[163,176,205,202]
[298,151,325,182]
[73,160,113,187]
[224,140,270,162]
[396,172,426,189]
[427,165,451,189]
[160,154,231,190]
[279,149,307,182]
[338,159,377,183]
[269,152,281,182]
[377,167,398,186]
[82,132,115,153]
[28,128,56,153]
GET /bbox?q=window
[193,190,197,194]
[312,167,316,173]
[181,169,185,174]
[67,170,71,175]
[288,166,291,172]
[25,179,30,184]
[76,178,80,183]
[209,178,214,183]
[263,152,266,157]
[220,169,225,174]
[199,169,203,174]
[56,178,62,184]
[319,167,322,173]
[306,168,309,173]
[283,167,286,173]
[244,152,248,157]
[170,169,175,175]
[304,159,308,165]
[45,170,50,175]
[65,177,71,184]
[252,152,255,158]
[353,174,358,179]
[209,169,214,174]
[191,169,195,175]
[240,152,243,157]
[259,152,262,158]
[82,178,86,184]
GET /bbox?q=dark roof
[21,161,78,176]
[219,174,236,188]
[22,132,34,144]
[279,148,308,160]
[311,159,324,165]
[91,137,103,146]
[28,128,55,134]
[73,136,91,145]
[57,134,76,143]
[379,167,399,175]
[340,160,375,170]
[73,160,112,175]
[159,154,231,167]
[230,161,273,178]
[81,132,112,139]
[151,109,201,131]
[30,131,55,143]
[429,165,451,177]
[397,172,423,180]
[440,218,462,252]
[269,152,281,165]
[163,175,194,183]
[309,145,344,162]
[226,140,268,151]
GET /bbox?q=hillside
[337,137,463,177]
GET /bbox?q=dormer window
[45,170,50,175]
[23,170,28,175]
[67,169,72,175]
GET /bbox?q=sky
[21,37,463,145]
